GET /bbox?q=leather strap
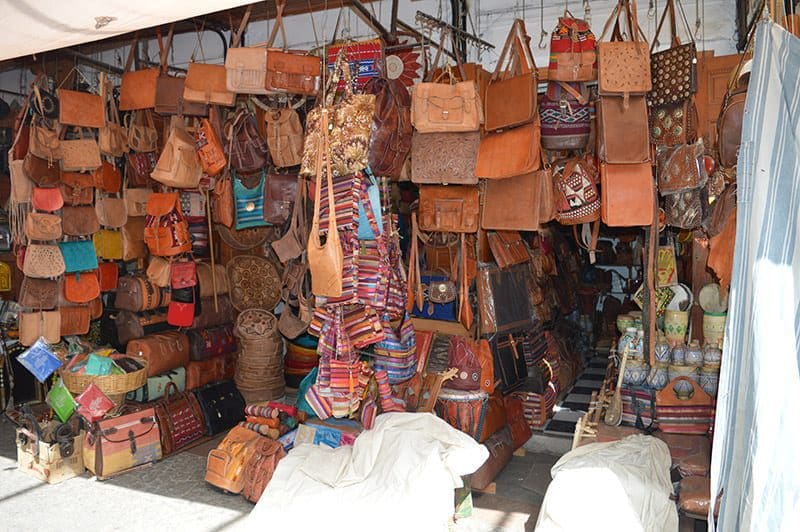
[651,0,696,51]
[406,212,423,312]
[457,233,473,332]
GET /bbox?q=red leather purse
[98,262,119,292]
[154,382,206,456]
[171,261,197,289]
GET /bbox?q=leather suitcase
[115,276,171,312]
[185,357,226,390]
[187,325,237,361]
[83,407,163,479]
[127,367,187,403]
[600,162,656,227]
[470,426,514,490]
[193,380,246,435]
[486,332,529,394]
[126,331,190,377]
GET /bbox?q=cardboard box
[16,429,85,484]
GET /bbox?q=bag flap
[146,192,180,217]
[185,64,229,92]
[31,187,65,212]
[65,271,100,303]
[266,51,321,75]
[226,47,268,69]
[58,240,99,272]
[61,171,95,188]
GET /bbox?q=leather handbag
[212,172,235,228]
[193,379,246,436]
[121,216,147,261]
[126,112,158,153]
[482,168,551,231]
[62,206,100,236]
[19,310,61,345]
[205,425,260,493]
[597,0,652,97]
[476,119,541,179]
[717,61,750,168]
[548,12,597,82]
[28,119,61,163]
[98,262,119,292]
[124,187,152,217]
[83,408,163,479]
[647,0,698,108]
[650,100,697,146]
[554,157,601,225]
[185,357,226,390]
[539,81,591,150]
[57,89,105,128]
[125,152,158,187]
[19,277,59,309]
[59,129,102,172]
[418,185,479,233]
[167,288,196,327]
[114,309,172,347]
[411,74,482,133]
[22,244,66,279]
[99,76,129,157]
[154,382,205,456]
[93,229,123,260]
[126,367,185,402]
[60,170,95,206]
[264,108,304,169]
[484,19,538,132]
[226,108,269,175]
[146,256,172,287]
[95,197,128,228]
[264,49,322,96]
[487,332,529,393]
[300,51,375,176]
[663,186,707,229]
[171,260,197,289]
[263,173,297,225]
[656,141,705,193]
[271,182,305,263]
[446,336,482,391]
[600,162,656,226]
[126,331,190,377]
[151,123,202,188]
[25,212,62,241]
[23,153,61,187]
[411,131,479,184]
[155,75,209,116]
[306,112,344,298]
[187,325,237,361]
[183,63,236,107]
[487,231,529,269]
[241,435,286,503]
[115,276,171,312]
[120,66,160,111]
[476,263,533,335]
[364,77,413,178]
[192,295,234,329]
[596,95,650,163]
[31,186,64,212]
[196,263,229,297]
[144,192,193,257]
[59,240,99,273]
[64,271,101,303]
[94,161,122,194]
[195,118,226,176]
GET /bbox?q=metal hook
[539,0,548,49]
[539,29,548,48]
[648,0,657,18]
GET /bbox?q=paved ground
[0,417,559,532]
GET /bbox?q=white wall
[0,0,738,105]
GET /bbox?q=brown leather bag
[482,169,548,231]
[475,119,541,179]
[656,141,705,194]
[484,19,538,132]
[192,295,234,329]
[64,271,101,304]
[116,275,171,312]
[411,59,482,133]
[122,216,147,261]
[364,77,413,178]
[212,171,235,228]
[99,76,129,157]
[59,128,102,172]
[717,70,749,168]
[28,119,61,163]
[24,153,60,187]
[96,197,128,228]
[144,193,193,257]
[596,95,650,163]
[154,382,205,456]
[411,131,479,185]
[241,436,286,503]
[25,212,62,241]
[418,185,480,233]
[124,187,152,218]
[226,108,269,175]
[195,118,226,176]
[151,123,202,189]
[126,111,159,153]
[183,63,236,107]
[146,256,172,288]
[60,170,95,206]
[271,180,305,263]
[600,162,655,226]
[126,331,190,377]
[185,357,227,390]
[120,68,159,111]
[265,51,322,96]
[597,0,652,97]
[62,206,100,236]
[57,89,105,128]
[19,277,59,309]
[650,100,698,146]
[125,152,158,187]
[264,173,297,225]
[487,231,530,269]
[59,305,91,336]
[196,263,229,298]
[19,310,61,346]
[155,76,209,116]
[94,161,122,194]
[646,0,698,108]
[264,108,304,169]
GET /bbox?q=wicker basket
[60,355,149,413]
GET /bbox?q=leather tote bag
[646,0,698,108]
[306,111,344,298]
[484,19,538,132]
[183,63,236,107]
[475,119,541,179]
[597,0,652,98]
[600,162,655,226]
[596,95,650,164]
[418,185,480,233]
[411,131,479,185]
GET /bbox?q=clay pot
[616,314,635,334]
[646,363,670,390]
[671,343,686,365]
[623,359,650,387]
[664,309,689,345]
[703,312,727,348]
[654,334,671,364]
[703,343,722,366]
[699,365,720,396]
[618,327,638,356]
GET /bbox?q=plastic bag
[75,382,114,422]
[17,338,62,383]
[46,378,76,422]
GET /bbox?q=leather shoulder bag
[183,63,236,107]
[597,0,652,98]
[57,88,105,129]
[646,0,698,108]
[600,162,656,226]
[418,185,480,233]
[364,77,412,178]
[151,121,202,189]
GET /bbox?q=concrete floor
[0,417,560,532]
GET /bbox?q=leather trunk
[596,95,650,164]
[470,426,514,490]
[600,162,655,227]
[126,331,190,377]
[185,357,227,390]
[418,185,480,233]
[411,131,479,185]
[485,332,529,394]
[83,407,163,479]
[476,263,533,335]
[482,169,550,231]
[114,309,174,347]
[487,231,530,269]
[187,325,237,361]
[154,382,206,456]
[192,379,246,436]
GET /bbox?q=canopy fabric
[0,1,255,61]
[709,20,800,532]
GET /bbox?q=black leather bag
[486,332,528,394]
[192,380,246,435]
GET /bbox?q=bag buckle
[128,430,137,455]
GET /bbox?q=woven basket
[61,355,148,415]
[227,257,282,311]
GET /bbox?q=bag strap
[230,5,254,48]
[426,29,467,82]
[651,0,695,51]
[406,212,423,312]
[156,25,176,75]
[124,33,141,73]
[310,110,338,239]
[457,233,473,332]
[556,81,589,104]
[325,49,355,107]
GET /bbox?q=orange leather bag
[183,64,236,107]
[144,193,193,257]
[205,426,262,494]
[487,231,530,269]
[597,0,652,98]
[57,89,105,128]
[475,119,541,179]
[195,119,226,176]
[596,95,650,164]
[418,185,479,233]
[126,331,190,377]
[64,271,101,304]
[600,162,655,226]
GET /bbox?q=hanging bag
[600,162,655,227]
[59,127,101,172]
[264,1,322,96]
[548,11,597,82]
[183,64,236,107]
[264,107,304,169]
[554,157,601,225]
[233,170,270,230]
[126,111,158,153]
[144,192,193,257]
[98,75,129,157]
[364,77,413,179]
[151,120,202,189]
[597,0,652,98]
[647,0,698,108]
[119,35,159,111]
[539,81,591,151]
[226,107,270,175]
[271,176,305,263]
[195,117,226,176]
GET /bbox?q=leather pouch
[418,185,480,233]
[411,131,479,185]
[600,162,655,226]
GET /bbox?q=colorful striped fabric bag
[233,170,270,229]
[318,171,362,233]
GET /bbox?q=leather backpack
[554,157,601,225]
[226,107,269,175]
[364,77,412,178]
[205,425,261,494]
[548,12,597,82]
[263,108,304,169]
[144,193,192,256]
[151,122,202,189]
[539,81,591,151]
[195,118,226,176]
[241,436,286,503]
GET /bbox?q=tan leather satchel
[484,19,538,132]
[124,187,152,218]
[411,67,482,133]
[306,110,343,298]
[411,131,479,185]
[596,95,650,164]
[487,231,530,269]
[482,169,547,231]
[147,256,172,288]
[418,185,480,233]
[600,162,655,226]
[475,119,541,179]
[151,122,202,189]
[226,47,268,94]
[96,197,128,228]
[597,0,652,97]
[19,310,61,346]
[122,216,147,261]
[264,108,304,169]
[28,119,61,162]
[59,128,102,172]
[184,64,236,107]
[57,89,105,128]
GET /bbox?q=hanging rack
[415,11,495,53]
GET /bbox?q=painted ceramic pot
[654,334,671,364]
[664,310,689,345]
[616,314,635,334]
[703,312,727,348]
[623,359,650,386]
[671,343,686,365]
[618,327,638,356]
[646,363,670,390]
[699,365,720,397]
[668,364,699,399]
[685,340,704,367]
[703,343,722,366]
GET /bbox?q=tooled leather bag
[226,108,270,175]
[124,187,152,217]
[487,231,530,269]
[19,277,59,309]
[23,244,66,279]
[597,94,650,164]
[154,382,205,456]
[126,331,190,377]
[600,162,655,226]
[663,186,707,229]
[418,185,480,233]
[411,131,479,185]
[264,108,304,169]
[597,0,652,97]
[60,171,95,206]
[646,0,698,108]
[364,77,412,178]
[656,141,705,194]
[57,89,105,128]
[62,206,100,236]
[475,119,541,179]
[25,212,62,241]
[241,436,286,503]
[59,128,102,172]
[151,123,202,189]
[264,173,297,225]
[650,100,697,146]
[484,19,538,132]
